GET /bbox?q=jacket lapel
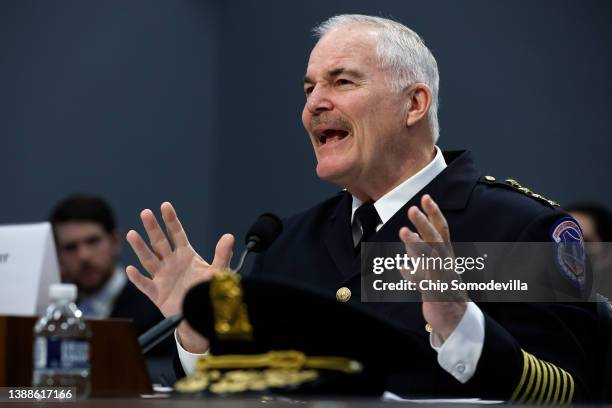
[322,192,357,280]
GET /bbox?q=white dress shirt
[177,146,485,382]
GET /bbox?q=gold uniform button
[336,287,351,302]
[425,323,433,333]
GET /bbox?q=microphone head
[245,213,282,252]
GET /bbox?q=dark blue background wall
[0,0,219,264]
[1,0,610,267]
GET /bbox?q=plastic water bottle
[32,283,91,399]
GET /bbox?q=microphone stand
[233,239,258,274]
[139,313,184,354]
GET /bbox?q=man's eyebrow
[303,67,364,84]
[327,67,363,79]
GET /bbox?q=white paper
[383,391,504,404]
[0,222,60,316]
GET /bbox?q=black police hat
[177,270,427,397]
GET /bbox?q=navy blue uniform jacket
[250,150,598,401]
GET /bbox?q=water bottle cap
[49,283,78,301]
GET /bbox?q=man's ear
[404,83,432,128]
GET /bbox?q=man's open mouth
[317,129,350,145]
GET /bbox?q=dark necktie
[354,202,381,253]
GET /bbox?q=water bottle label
[33,337,47,369]
[34,337,90,370]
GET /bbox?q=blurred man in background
[567,202,612,243]
[50,195,165,337]
[568,202,612,300]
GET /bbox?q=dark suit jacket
[249,150,598,401]
[111,280,175,356]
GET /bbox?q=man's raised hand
[125,202,234,352]
[399,194,467,341]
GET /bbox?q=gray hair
[313,15,440,142]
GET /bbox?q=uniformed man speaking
[124,15,597,401]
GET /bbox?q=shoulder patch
[550,217,586,289]
[551,218,583,243]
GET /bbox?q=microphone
[138,313,183,354]
[233,213,283,274]
[138,213,282,354]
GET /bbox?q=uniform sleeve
[464,211,597,402]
